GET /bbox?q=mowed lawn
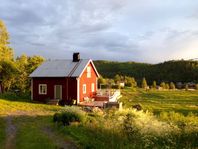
[120,88,198,115]
[0,98,77,149]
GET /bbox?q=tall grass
[55,107,198,148]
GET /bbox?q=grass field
[0,98,77,149]
[0,89,198,149]
[120,88,198,115]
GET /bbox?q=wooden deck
[78,101,107,108]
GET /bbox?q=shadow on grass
[0,92,31,102]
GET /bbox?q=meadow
[0,89,198,149]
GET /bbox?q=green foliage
[160,82,166,89]
[152,81,157,89]
[185,84,189,90]
[165,83,170,89]
[125,76,137,88]
[53,107,87,126]
[94,60,198,84]
[170,82,175,89]
[15,54,45,93]
[0,20,13,61]
[196,84,198,90]
[141,77,148,89]
[0,60,18,91]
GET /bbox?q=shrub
[185,84,189,90]
[53,107,87,126]
[170,82,175,89]
[160,82,166,89]
[195,84,198,90]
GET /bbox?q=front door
[54,85,62,99]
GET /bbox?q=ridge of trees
[94,60,198,84]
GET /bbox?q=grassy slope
[0,98,76,149]
[0,90,198,148]
[120,88,198,115]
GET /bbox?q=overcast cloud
[0,0,198,63]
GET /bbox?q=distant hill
[93,60,198,84]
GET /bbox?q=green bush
[53,107,87,126]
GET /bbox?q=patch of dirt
[4,116,17,149]
[42,126,77,149]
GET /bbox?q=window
[39,84,47,95]
[91,83,95,92]
[87,66,91,78]
[83,84,86,94]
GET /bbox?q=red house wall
[32,77,77,102]
[79,62,98,102]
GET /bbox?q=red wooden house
[29,53,100,104]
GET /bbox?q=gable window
[83,84,86,94]
[91,83,95,92]
[39,84,47,95]
[87,66,91,78]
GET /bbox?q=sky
[0,0,198,63]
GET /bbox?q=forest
[94,60,198,85]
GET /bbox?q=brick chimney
[73,52,80,62]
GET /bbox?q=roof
[29,59,100,78]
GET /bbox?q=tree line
[98,75,198,90]
[0,20,44,94]
[94,59,198,85]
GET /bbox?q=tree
[165,83,170,89]
[160,82,166,89]
[141,77,147,89]
[185,84,188,91]
[196,84,198,90]
[170,82,175,90]
[125,76,137,88]
[0,60,18,92]
[15,54,29,93]
[27,55,45,74]
[15,54,45,93]
[0,20,13,61]
[114,74,121,83]
[152,81,157,89]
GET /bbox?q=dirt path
[4,116,17,149]
[42,126,77,149]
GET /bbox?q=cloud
[0,0,198,63]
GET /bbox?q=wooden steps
[47,99,59,105]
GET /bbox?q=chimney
[73,52,80,62]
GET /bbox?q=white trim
[87,66,91,78]
[91,83,95,92]
[38,84,47,95]
[83,84,86,94]
[79,59,100,78]
[54,85,62,99]
[31,79,33,100]
[96,78,98,92]
[77,78,80,104]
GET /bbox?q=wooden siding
[32,77,77,102]
[79,62,98,102]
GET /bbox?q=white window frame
[39,84,47,95]
[87,66,91,78]
[91,83,95,92]
[83,84,86,94]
